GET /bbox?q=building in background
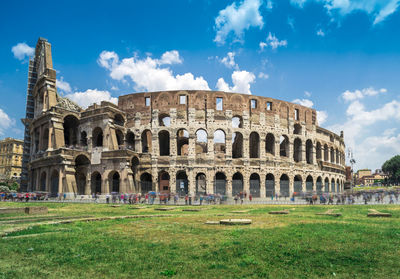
[0,137,24,182]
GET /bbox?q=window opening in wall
[216,97,223,111]
[145,97,151,107]
[251,99,257,109]
[266,102,272,111]
[179,95,186,105]
[295,109,299,120]
[232,116,243,128]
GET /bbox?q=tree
[382,155,400,184]
[9,182,19,191]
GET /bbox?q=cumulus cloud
[65,89,118,108]
[216,70,256,94]
[341,87,386,102]
[259,32,287,50]
[214,0,264,45]
[56,78,72,94]
[316,28,325,36]
[292,97,327,125]
[11,43,34,60]
[317,110,328,125]
[0,109,15,136]
[258,72,269,79]
[290,0,400,25]
[219,52,238,69]
[292,98,314,108]
[98,50,210,92]
[304,91,312,97]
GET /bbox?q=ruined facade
[24,38,346,198]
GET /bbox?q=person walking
[249,194,253,202]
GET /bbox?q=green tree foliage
[0,185,10,192]
[9,182,19,191]
[382,155,400,184]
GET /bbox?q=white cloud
[259,32,287,50]
[316,28,325,36]
[317,110,328,125]
[220,52,238,69]
[56,77,72,94]
[341,87,386,102]
[0,109,15,136]
[304,91,312,97]
[216,70,256,94]
[214,0,264,45]
[11,43,34,60]
[292,98,314,108]
[65,89,118,108]
[292,97,328,125]
[290,0,400,25]
[98,50,210,92]
[258,72,269,79]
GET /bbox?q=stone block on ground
[269,210,289,215]
[25,207,48,215]
[367,209,391,217]
[219,219,252,225]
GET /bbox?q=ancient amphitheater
[22,38,346,198]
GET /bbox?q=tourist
[174,194,179,205]
[185,194,188,205]
[234,195,238,204]
[249,194,252,202]
[200,195,203,205]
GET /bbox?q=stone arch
[195,129,208,154]
[316,176,323,194]
[141,130,152,153]
[330,147,335,163]
[331,178,335,193]
[316,142,322,160]
[126,131,135,150]
[293,123,302,135]
[324,144,329,161]
[196,173,207,195]
[114,113,125,126]
[214,129,226,154]
[232,132,243,158]
[324,177,330,192]
[293,138,302,162]
[232,115,243,128]
[294,175,302,193]
[249,132,260,158]
[232,172,243,196]
[336,178,340,193]
[159,113,171,127]
[116,129,124,146]
[306,140,313,164]
[140,173,152,194]
[250,173,260,197]
[214,172,226,195]
[265,133,275,156]
[131,156,140,174]
[64,115,79,146]
[50,170,59,196]
[75,155,89,195]
[176,171,188,196]
[306,175,313,192]
[266,173,275,197]
[80,131,88,147]
[91,172,102,194]
[177,129,189,156]
[42,128,49,151]
[280,174,290,197]
[40,171,47,192]
[92,127,103,147]
[280,135,289,157]
[158,130,170,156]
[159,171,170,193]
[109,171,120,193]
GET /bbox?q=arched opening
[75,155,90,195]
[40,171,47,192]
[214,172,226,195]
[249,132,260,158]
[280,174,289,197]
[265,133,275,156]
[232,132,243,158]
[176,171,188,196]
[140,173,152,194]
[214,130,226,154]
[64,115,79,147]
[316,177,323,194]
[330,147,335,163]
[232,116,243,128]
[195,129,208,154]
[141,130,152,153]
[250,173,260,197]
[80,131,88,147]
[109,172,120,193]
[41,128,49,151]
[232,172,243,196]
[34,129,39,153]
[158,130,170,156]
[195,173,206,195]
[293,124,302,135]
[306,175,313,192]
[50,170,59,197]
[331,178,335,193]
[266,174,275,198]
[116,130,124,147]
[316,142,322,160]
[177,129,189,156]
[126,131,135,150]
[159,114,171,127]
[336,179,340,193]
[324,144,329,161]
[280,135,289,157]
[91,172,102,194]
[114,114,125,126]
[93,127,103,147]
[306,140,313,164]
[324,177,330,193]
[336,148,339,164]
[159,171,170,193]
[293,138,302,162]
[294,175,302,193]
[131,156,140,173]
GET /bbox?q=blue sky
[1,0,400,171]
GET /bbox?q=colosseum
[21,38,346,199]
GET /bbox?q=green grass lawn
[1,203,400,279]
